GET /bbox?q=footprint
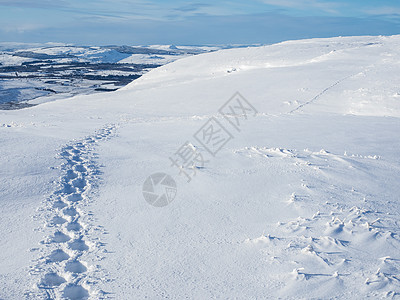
[53,200,67,209]
[62,284,89,300]
[58,183,76,195]
[51,216,67,225]
[71,156,82,163]
[48,249,69,262]
[40,272,66,287]
[66,193,83,203]
[66,222,82,232]
[63,207,79,217]
[85,138,95,144]
[60,151,71,158]
[66,170,78,180]
[74,143,85,149]
[73,165,87,174]
[68,238,89,251]
[72,178,86,190]
[52,231,71,243]
[65,261,87,273]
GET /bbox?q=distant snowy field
[0,35,400,299]
[0,43,227,109]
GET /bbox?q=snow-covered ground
[1,35,400,299]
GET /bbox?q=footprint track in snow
[47,249,70,263]
[28,124,117,299]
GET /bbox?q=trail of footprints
[30,125,116,300]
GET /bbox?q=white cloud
[363,6,400,16]
[0,23,46,33]
[259,0,341,14]
[0,0,69,9]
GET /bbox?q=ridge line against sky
[0,0,399,45]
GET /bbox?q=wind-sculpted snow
[240,147,400,298]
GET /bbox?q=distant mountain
[0,44,227,109]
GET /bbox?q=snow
[117,53,189,65]
[0,54,34,66]
[1,35,400,299]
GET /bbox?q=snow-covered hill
[0,35,399,299]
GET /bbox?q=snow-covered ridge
[126,35,400,117]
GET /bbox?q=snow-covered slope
[1,35,400,299]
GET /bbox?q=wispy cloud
[363,6,400,17]
[259,0,342,14]
[0,0,70,9]
[0,0,168,22]
[174,3,210,13]
[0,22,46,33]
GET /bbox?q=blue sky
[0,0,399,45]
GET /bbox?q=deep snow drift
[0,35,400,299]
